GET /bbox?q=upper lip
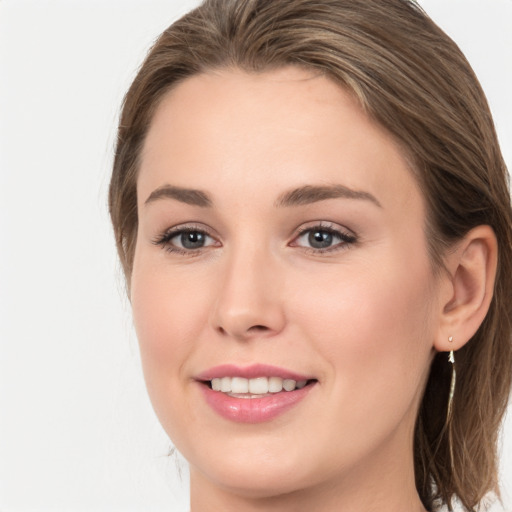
[195,363,315,382]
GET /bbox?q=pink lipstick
[196,364,317,423]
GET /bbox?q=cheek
[129,255,222,453]
[130,253,211,404]
[292,251,436,423]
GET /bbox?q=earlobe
[434,225,498,353]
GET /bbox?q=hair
[109,0,512,510]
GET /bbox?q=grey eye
[178,231,208,249]
[293,225,356,252]
[308,230,334,249]
[153,226,219,254]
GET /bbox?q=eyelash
[292,223,357,254]
[152,222,357,256]
[152,225,217,256]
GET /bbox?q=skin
[130,66,497,512]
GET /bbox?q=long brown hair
[109,1,512,509]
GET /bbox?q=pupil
[309,230,332,248]
[181,231,205,249]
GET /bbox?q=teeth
[249,377,269,394]
[220,376,231,392]
[209,376,309,394]
[268,376,283,393]
[231,377,249,393]
[283,379,296,391]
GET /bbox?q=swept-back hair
[109,1,512,509]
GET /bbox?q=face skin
[131,66,442,512]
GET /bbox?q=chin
[187,436,322,499]
[196,463,316,501]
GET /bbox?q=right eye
[172,230,213,249]
[153,227,219,254]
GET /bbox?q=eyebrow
[144,184,212,207]
[275,184,382,208]
[144,183,381,209]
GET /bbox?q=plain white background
[0,1,510,511]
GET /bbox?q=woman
[109,0,512,510]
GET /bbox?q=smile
[196,364,318,422]
[210,376,309,396]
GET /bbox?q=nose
[209,245,286,341]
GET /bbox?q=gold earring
[447,336,456,422]
[446,337,456,473]
[447,349,456,420]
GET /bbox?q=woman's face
[132,67,442,499]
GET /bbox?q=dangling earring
[446,336,456,423]
[446,336,456,473]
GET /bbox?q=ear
[434,225,498,353]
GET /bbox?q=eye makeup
[291,221,358,254]
[151,220,358,257]
[152,223,220,256]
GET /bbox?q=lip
[195,363,313,382]
[195,364,317,423]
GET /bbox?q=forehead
[138,66,422,216]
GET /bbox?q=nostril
[248,325,270,332]
[214,319,278,339]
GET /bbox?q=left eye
[293,226,356,251]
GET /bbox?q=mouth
[196,364,318,423]
[202,376,317,398]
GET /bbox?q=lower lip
[199,383,315,423]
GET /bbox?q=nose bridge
[210,238,286,340]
